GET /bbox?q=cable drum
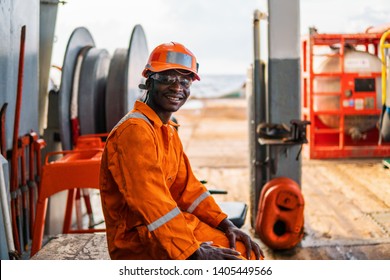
[59,27,95,150]
[78,48,110,135]
[105,25,149,131]
[127,25,149,111]
[105,49,128,132]
[70,46,91,145]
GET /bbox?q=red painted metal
[27,131,40,238]
[301,32,390,159]
[10,25,26,254]
[0,103,7,157]
[19,135,31,251]
[30,135,106,257]
[255,177,304,250]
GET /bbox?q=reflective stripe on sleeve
[112,112,152,131]
[147,207,181,232]
[186,191,210,213]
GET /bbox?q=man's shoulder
[115,117,153,136]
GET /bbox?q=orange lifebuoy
[255,177,304,250]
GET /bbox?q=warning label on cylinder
[345,58,370,68]
[355,99,364,110]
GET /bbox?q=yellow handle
[380,30,390,105]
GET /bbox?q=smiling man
[99,42,264,260]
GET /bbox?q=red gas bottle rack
[301,31,390,159]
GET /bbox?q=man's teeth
[167,96,180,101]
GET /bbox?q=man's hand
[218,219,264,260]
[188,241,242,260]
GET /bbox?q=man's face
[147,70,192,113]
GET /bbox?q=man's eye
[167,77,177,83]
[180,79,191,87]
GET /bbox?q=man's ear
[145,78,153,90]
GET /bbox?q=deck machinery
[301,31,390,159]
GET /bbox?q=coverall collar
[133,100,180,129]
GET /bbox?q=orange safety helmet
[142,42,200,80]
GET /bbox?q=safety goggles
[150,73,193,89]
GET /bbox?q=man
[99,42,264,260]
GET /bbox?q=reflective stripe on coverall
[99,101,254,260]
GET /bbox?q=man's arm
[171,152,228,228]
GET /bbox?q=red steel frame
[301,32,390,159]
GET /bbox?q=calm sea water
[48,71,246,100]
[190,74,246,99]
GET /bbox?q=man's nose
[169,80,184,91]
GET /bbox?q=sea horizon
[190,73,246,99]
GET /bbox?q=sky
[51,0,390,75]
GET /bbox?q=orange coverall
[100,101,250,260]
